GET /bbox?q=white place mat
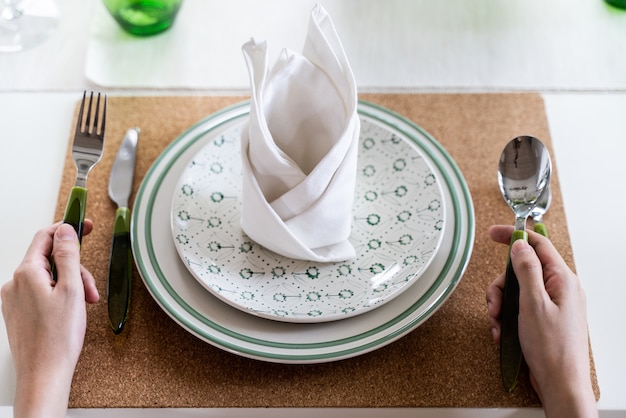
[85,0,626,91]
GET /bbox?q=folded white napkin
[240,4,359,263]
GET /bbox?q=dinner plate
[170,115,445,323]
[131,100,475,364]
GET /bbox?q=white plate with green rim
[170,111,445,323]
[131,100,475,364]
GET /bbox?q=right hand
[486,225,597,418]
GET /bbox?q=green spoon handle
[107,207,132,335]
[51,187,87,281]
[534,222,548,238]
[500,229,528,392]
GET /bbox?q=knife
[107,128,139,335]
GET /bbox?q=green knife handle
[51,187,87,281]
[107,207,132,335]
[500,229,528,392]
[534,222,548,238]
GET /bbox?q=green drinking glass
[605,0,626,9]
[103,0,183,36]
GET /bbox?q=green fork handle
[500,229,528,392]
[63,186,88,242]
[51,187,87,281]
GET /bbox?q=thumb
[52,224,83,291]
[510,239,546,304]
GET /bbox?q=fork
[52,91,106,280]
[62,91,107,243]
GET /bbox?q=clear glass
[102,0,182,36]
[0,0,58,53]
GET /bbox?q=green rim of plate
[132,100,475,362]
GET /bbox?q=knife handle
[533,222,548,238]
[107,206,132,335]
[500,229,528,392]
[51,186,87,281]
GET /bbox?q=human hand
[1,221,99,418]
[486,225,597,418]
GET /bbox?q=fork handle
[63,186,88,243]
[51,187,87,281]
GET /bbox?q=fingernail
[57,224,77,241]
[510,239,531,256]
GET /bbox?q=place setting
[49,3,598,409]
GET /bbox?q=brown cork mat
[54,93,599,408]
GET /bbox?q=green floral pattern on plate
[171,118,445,323]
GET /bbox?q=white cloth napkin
[240,4,359,263]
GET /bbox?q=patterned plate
[170,113,445,322]
[131,100,475,363]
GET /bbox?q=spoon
[531,186,552,238]
[497,135,552,392]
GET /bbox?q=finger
[510,239,547,304]
[486,272,505,319]
[490,320,501,345]
[488,225,515,245]
[81,265,100,304]
[486,272,505,345]
[12,226,60,288]
[51,224,83,295]
[83,218,94,236]
[21,225,57,264]
[525,229,572,273]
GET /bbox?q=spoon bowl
[498,136,552,230]
[497,135,552,392]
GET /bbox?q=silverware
[497,135,551,392]
[107,128,140,335]
[531,186,551,238]
[53,91,107,280]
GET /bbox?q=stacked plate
[131,100,475,364]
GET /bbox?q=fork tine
[85,91,94,134]
[93,92,101,135]
[100,94,107,137]
[76,91,86,133]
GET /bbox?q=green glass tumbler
[605,0,626,9]
[103,0,183,36]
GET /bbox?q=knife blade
[107,127,139,335]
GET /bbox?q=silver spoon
[497,135,552,392]
[531,186,552,238]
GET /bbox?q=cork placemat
[54,94,599,408]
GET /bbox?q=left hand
[1,221,99,418]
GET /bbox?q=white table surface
[1,0,625,417]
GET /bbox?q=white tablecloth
[2,0,626,92]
